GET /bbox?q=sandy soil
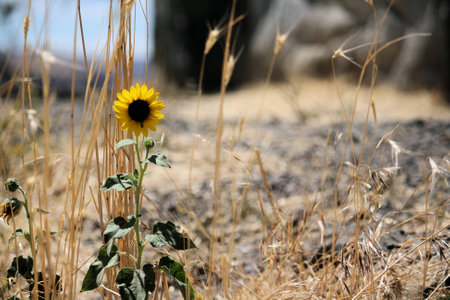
[140,78,450,274]
[2,77,448,298]
[158,77,449,191]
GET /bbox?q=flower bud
[144,137,156,151]
[4,178,20,192]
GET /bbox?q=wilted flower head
[4,178,20,192]
[0,198,23,224]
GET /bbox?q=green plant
[1,178,62,299]
[80,84,197,300]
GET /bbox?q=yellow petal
[150,102,165,109]
[121,120,130,130]
[141,128,149,137]
[117,93,130,104]
[144,89,154,99]
[143,119,154,128]
[149,117,160,125]
[122,89,132,99]
[130,86,138,100]
[151,100,164,105]
[153,112,164,119]
[140,84,147,99]
[114,102,128,110]
[135,84,142,99]
[116,113,129,121]
[151,100,164,106]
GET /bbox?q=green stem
[118,251,137,263]
[19,187,36,258]
[133,136,149,269]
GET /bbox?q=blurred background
[0,0,448,98]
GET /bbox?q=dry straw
[0,0,448,299]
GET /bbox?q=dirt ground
[3,77,448,298]
[152,77,450,271]
[53,76,448,263]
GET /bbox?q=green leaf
[142,263,156,293]
[7,255,33,280]
[8,229,32,247]
[146,221,197,250]
[28,272,62,300]
[116,265,155,300]
[81,244,120,292]
[157,256,195,300]
[103,215,136,244]
[101,173,134,192]
[147,152,171,168]
[115,139,137,150]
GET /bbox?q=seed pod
[4,178,20,192]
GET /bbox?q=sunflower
[0,198,23,224]
[113,84,165,137]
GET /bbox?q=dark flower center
[128,99,150,127]
[4,204,12,215]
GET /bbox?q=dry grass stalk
[0,0,448,299]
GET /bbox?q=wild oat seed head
[205,28,221,55]
[332,48,342,59]
[23,16,30,39]
[224,55,237,87]
[27,109,39,136]
[274,32,289,55]
[113,84,165,137]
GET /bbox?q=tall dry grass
[0,0,448,299]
